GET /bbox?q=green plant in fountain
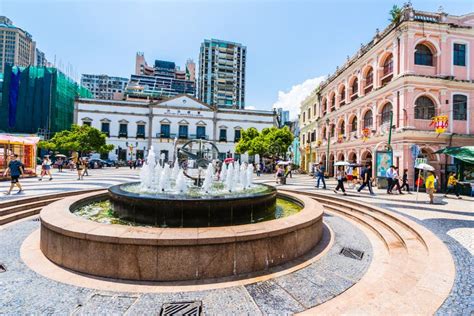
[39,124,114,156]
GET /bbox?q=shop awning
[0,134,40,145]
[435,146,474,164]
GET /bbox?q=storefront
[0,135,39,179]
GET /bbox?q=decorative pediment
[81,117,93,122]
[196,120,207,126]
[154,95,214,110]
[219,125,228,129]
[234,126,242,130]
[178,119,189,125]
[160,118,171,124]
[118,119,129,124]
[136,120,146,125]
[100,118,111,123]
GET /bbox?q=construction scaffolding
[0,64,92,137]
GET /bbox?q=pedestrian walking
[333,166,347,195]
[357,163,374,195]
[315,162,326,189]
[391,166,403,194]
[76,157,85,180]
[385,165,395,194]
[39,156,53,181]
[275,165,284,184]
[57,158,64,172]
[401,168,410,192]
[285,165,292,178]
[3,154,24,195]
[425,171,436,204]
[444,172,462,199]
[83,158,89,176]
[256,163,261,176]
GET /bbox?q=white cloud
[272,76,326,120]
[245,105,256,110]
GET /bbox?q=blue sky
[2,0,473,116]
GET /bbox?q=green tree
[389,5,402,24]
[235,126,293,159]
[39,124,114,155]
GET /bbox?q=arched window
[322,98,327,115]
[308,107,311,119]
[322,127,327,140]
[313,104,317,118]
[415,44,433,66]
[453,94,467,121]
[381,103,393,125]
[351,116,357,132]
[365,68,373,86]
[339,121,345,135]
[415,96,436,120]
[330,124,335,137]
[330,93,336,111]
[363,110,373,129]
[339,86,346,106]
[351,78,358,100]
[303,112,306,122]
[383,55,393,77]
[365,68,373,94]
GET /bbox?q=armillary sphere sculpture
[178,139,220,186]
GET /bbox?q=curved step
[0,189,102,227]
[277,189,454,315]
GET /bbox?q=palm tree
[389,5,402,24]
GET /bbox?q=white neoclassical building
[75,95,276,162]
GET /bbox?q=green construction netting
[0,65,92,136]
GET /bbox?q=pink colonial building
[299,4,474,185]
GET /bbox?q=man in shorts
[3,154,24,195]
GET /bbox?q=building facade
[35,48,47,67]
[128,53,196,99]
[75,95,275,162]
[299,5,474,185]
[0,16,36,73]
[198,39,246,109]
[81,74,129,100]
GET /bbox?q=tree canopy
[235,126,294,159]
[39,124,114,154]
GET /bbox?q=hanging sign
[430,115,448,134]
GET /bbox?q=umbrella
[435,146,474,164]
[55,154,67,158]
[414,162,435,202]
[334,161,350,166]
[224,158,234,163]
[349,163,364,167]
[415,163,435,171]
[277,160,291,165]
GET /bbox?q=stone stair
[279,190,455,315]
[0,189,101,226]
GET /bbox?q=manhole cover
[340,247,364,260]
[160,301,202,316]
[0,264,6,273]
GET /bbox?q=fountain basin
[109,182,277,226]
[40,190,324,281]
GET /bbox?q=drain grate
[160,301,202,316]
[32,217,40,222]
[0,264,6,273]
[340,247,364,260]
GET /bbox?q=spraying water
[175,169,188,194]
[202,163,215,193]
[225,163,234,192]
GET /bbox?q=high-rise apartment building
[35,48,47,67]
[127,53,196,100]
[81,74,129,100]
[0,16,36,73]
[198,39,246,109]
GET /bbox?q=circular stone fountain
[39,143,324,281]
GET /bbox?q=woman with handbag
[334,166,347,195]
